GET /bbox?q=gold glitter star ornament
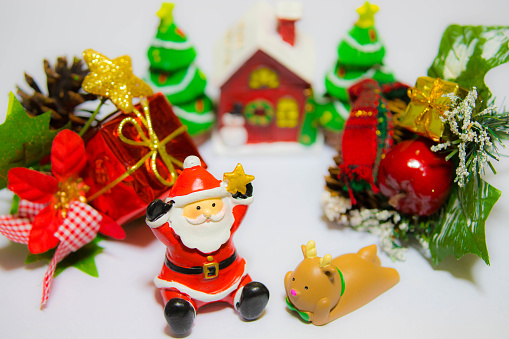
[82,49,153,113]
[223,163,255,195]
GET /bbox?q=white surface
[0,1,508,338]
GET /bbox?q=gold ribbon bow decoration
[118,98,186,186]
[407,78,451,141]
[88,98,186,202]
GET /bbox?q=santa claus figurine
[145,155,269,335]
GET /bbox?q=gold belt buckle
[203,262,219,279]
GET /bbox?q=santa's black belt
[164,251,237,279]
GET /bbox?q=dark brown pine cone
[17,56,98,131]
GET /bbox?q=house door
[273,97,300,141]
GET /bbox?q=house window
[249,67,279,89]
[276,98,299,128]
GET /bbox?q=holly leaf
[428,25,509,106]
[54,238,104,277]
[25,236,104,277]
[0,92,69,189]
[10,194,20,215]
[429,175,501,266]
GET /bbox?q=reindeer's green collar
[286,297,310,322]
[335,266,345,296]
[286,266,345,322]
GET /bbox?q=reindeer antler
[319,254,332,268]
[301,240,317,259]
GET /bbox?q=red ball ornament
[377,138,454,216]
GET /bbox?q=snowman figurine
[219,103,248,147]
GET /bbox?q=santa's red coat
[150,202,250,303]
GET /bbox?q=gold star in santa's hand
[223,164,254,195]
[356,2,378,28]
[82,49,153,113]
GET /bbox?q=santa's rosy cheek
[209,199,224,214]
[183,206,203,219]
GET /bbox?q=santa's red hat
[166,156,229,207]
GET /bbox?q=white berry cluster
[431,87,497,187]
[321,191,411,261]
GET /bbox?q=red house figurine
[213,1,319,153]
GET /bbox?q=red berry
[377,138,453,216]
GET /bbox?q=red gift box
[83,93,206,225]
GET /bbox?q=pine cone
[386,98,414,144]
[325,153,389,210]
[17,56,98,131]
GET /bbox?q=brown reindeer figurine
[284,241,400,325]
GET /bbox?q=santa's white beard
[168,198,235,253]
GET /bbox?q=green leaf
[0,92,69,189]
[25,249,52,265]
[428,25,509,105]
[430,175,501,266]
[10,194,20,215]
[25,236,104,277]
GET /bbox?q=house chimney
[276,2,302,46]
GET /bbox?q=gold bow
[407,78,451,137]
[88,98,186,202]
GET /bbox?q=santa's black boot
[236,281,269,320]
[164,298,195,335]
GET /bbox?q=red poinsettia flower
[1,130,126,305]
[7,130,125,254]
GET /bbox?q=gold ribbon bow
[407,78,450,137]
[88,98,186,202]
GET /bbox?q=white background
[0,0,509,338]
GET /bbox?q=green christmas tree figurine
[325,2,395,101]
[316,2,395,148]
[146,3,215,144]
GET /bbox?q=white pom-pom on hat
[183,155,201,169]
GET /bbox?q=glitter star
[356,2,379,28]
[223,164,254,195]
[82,49,153,113]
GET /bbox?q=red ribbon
[0,199,102,306]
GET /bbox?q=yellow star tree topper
[82,49,153,113]
[223,164,254,195]
[356,2,379,28]
[157,2,175,29]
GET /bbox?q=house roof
[213,1,315,87]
